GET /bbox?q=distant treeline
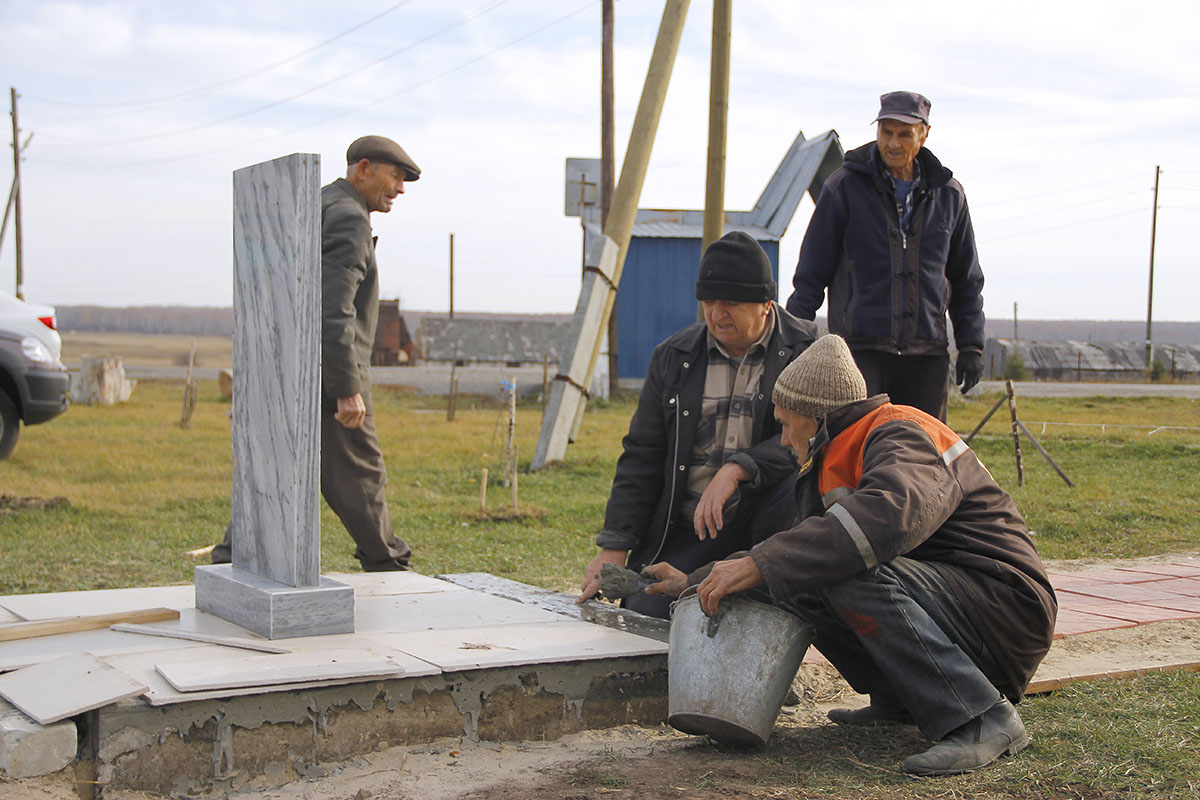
[59,306,233,336]
[56,306,1200,345]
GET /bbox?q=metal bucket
[667,592,813,747]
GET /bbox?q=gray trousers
[213,407,411,571]
[787,557,1006,740]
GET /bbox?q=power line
[25,2,415,112]
[47,0,600,168]
[41,0,515,148]
[985,208,1147,242]
[985,189,1146,226]
[973,173,1146,208]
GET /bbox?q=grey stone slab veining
[229,153,321,588]
[195,565,354,640]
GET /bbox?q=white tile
[334,572,468,597]
[0,653,147,725]
[155,648,405,692]
[105,643,439,706]
[0,585,195,621]
[354,591,565,633]
[374,620,669,672]
[0,628,203,672]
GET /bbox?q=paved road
[100,367,1200,400]
[972,380,1200,399]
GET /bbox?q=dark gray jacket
[598,305,818,569]
[321,178,379,406]
[786,143,985,356]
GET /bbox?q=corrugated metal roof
[583,218,774,240]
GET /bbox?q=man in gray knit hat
[577,231,818,618]
[645,334,1057,776]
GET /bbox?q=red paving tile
[1060,583,1185,603]
[1118,563,1200,579]
[1055,590,1116,608]
[1060,568,1175,584]
[1142,595,1200,614]
[1145,577,1200,597]
[1052,608,1137,638]
[802,648,829,665]
[1074,602,1200,624]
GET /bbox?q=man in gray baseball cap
[785,91,986,421]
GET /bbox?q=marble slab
[105,642,439,706]
[0,585,195,621]
[195,565,354,640]
[229,152,321,587]
[156,648,404,692]
[0,653,148,724]
[353,590,567,634]
[0,626,204,672]
[336,572,469,597]
[376,619,669,672]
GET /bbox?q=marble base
[194,565,354,640]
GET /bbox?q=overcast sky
[2,0,1198,323]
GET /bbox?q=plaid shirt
[678,308,776,525]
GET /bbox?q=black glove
[955,350,983,394]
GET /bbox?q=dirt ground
[4,554,1199,800]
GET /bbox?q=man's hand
[335,393,367,429]
[694,462,750,540]
[696,556,762,616]
[577,549,628,604]
[955,350,983,394]
[641,562,690,598]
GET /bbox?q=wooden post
[479,466,489,511]
[532,0,692,470]
[602,0,619,396]
[1145,165,1160,368]
[504,381,517,487]
[9,87,24,299]
[701,0,732,256]
[180,340,199,427]
[511,444,519,512]
[1006,380,1025,488]
[447,349,459,421]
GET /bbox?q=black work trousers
[851,350,950,421]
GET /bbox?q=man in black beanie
[577,231,819,618]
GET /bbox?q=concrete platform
[3,562,1200,793]
[0,572,668,794]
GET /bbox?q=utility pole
[1145,165,1160,368]
[448,233,455,320]
[602,0,618,395]
[9,87,24,299]
[701,0,732,255]
[1013,302,1018,341]
[0,132,31,258]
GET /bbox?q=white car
[0,289,62,361]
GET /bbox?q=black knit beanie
[695,231,776,303]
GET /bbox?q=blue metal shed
[575,129,843,379]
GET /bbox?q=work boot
[827,704,913,726]
[902,699,1030,776]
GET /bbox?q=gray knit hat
[772,334,867,418]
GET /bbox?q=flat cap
[346,135,421,181]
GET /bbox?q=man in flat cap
[577,231,818,618]
[786,91,986,420]
[214,135,421,571]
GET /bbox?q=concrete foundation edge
[85,654,668,795]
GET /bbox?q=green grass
[0,383,1197,595]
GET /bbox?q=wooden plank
[109,623,291,654]
[0,608,180,643]
[0,653,148,724]
[1027,660,1200,694]
[155,648,405,692]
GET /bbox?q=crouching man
[645,334,1057,776]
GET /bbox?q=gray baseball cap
[873,91,931,126]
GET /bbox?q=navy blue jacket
[786,143,985,356]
